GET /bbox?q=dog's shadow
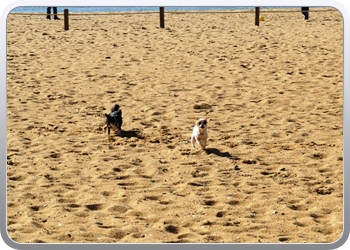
[204,148,232,158]
[120,129,144,139]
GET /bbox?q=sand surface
[7,8,343,243]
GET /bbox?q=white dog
[191,117,208,149]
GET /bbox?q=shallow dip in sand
[7,7,343,243]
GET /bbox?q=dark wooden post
[255,7,260,26]
[301,7,309,20]
[160,7,165,28]
[64,9,69,30]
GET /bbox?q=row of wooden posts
[63,7,308,30]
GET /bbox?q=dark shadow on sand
[120,129,144,139]
[204,148,232,158]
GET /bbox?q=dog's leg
[105,114,111,135]
[194,137,206,149]
[191,135,196,149]
[103,124,108,134]
[198,140,206,149]
[104,124,110,134]
[117,129,122,136]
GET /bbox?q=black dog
[104,104,122,135]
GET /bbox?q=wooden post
[255,7,260,26]
[64,9,69,30]
[160,7,165,28]
[301,7,309,20]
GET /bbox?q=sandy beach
[7,8,343,243]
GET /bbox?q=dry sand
[7,8,343,243]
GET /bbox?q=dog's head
[196,117,208,130]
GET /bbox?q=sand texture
[7,8,343,243]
